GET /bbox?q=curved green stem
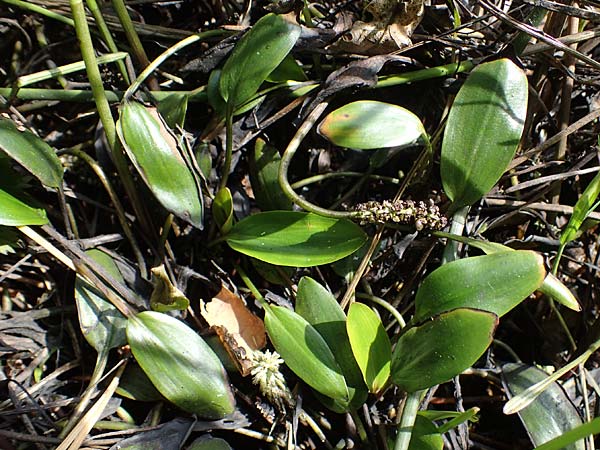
[70,0,151,234]
[124,30,228,101]
[278,101,353,218]
[291,171,401,190]
[356,292,406,328]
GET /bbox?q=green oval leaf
[75,249,127,352]
[157,92,189,128]
[296,277,367,410]
[117,101,203,228]
[347,302,391,393]
[219,13,301,108]
[0,117,63,188]
[225,211,367,267]
[441,59,528,209]
[126,311,235,418]
[0,188,47,226]
[413,251,546,322]
[264,304,349,402]
[317,100,426,150]
[391,308,498,392]
[503,363,584,449]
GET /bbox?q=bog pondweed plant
[0,5,595,450]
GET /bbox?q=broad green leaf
[561,168,600,245]
[126,311,235,418]
[534,418,600,450]
[118,101,203,228]
[407,415,444,450]
[413,251,545,322]
[317,101,426,150]
[74,249,127,351]
[264,304,349,402]
[441,59,528,210]
[213,187,234,234]
[249,138,292,211]
[347,303,391,393]
[251,259,294,285]
[157,93,189,128]
[149,264,190,312]
[219,13,301,108]
[0,117,63,188]
[225,211,367,267]
[0,188,47,226]
[391,308,498,392]
[503,363,584,449]
[296,277,367,410]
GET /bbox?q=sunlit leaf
[127,311,235,418]
[0,188,47,226]
[441,59,528,210]
[117,101,203,228]
[225,211,367,267]
[264,304,349,402]
[413,251,545,321]
[391,308,497,392]
[219,13,301,108]
[296,277,367,410]
[0,117,63,188]
[318,100,425,150]
[347,302,391,393]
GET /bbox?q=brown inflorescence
[352,199,448,231]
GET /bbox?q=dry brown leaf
[200,285,266,376]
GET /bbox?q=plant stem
[279,101,353,218]
[110,0,157,88]
[71,0,151,234]
[1,0,75,26]
[0,87,207,103]
[85,0,130,83]
[441,205,469,264]
[394,390,423,450]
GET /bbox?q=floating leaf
[441,59,528,210]
[126,311,235,418]
[0,188,47,226]
[391,308,497,392]
[225,211,367,267]
[347,302,391,393]
[413,251,545,321]
[502,363,584,449]
[149,264,190,312]
[0,117,63,188]
[219,13,301,108]
[249,138,292,211]
[318,100,426,150]
[264,304,349,402]
[296,277,367,410]
[117,101,203,228]
[74,249,127,352]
